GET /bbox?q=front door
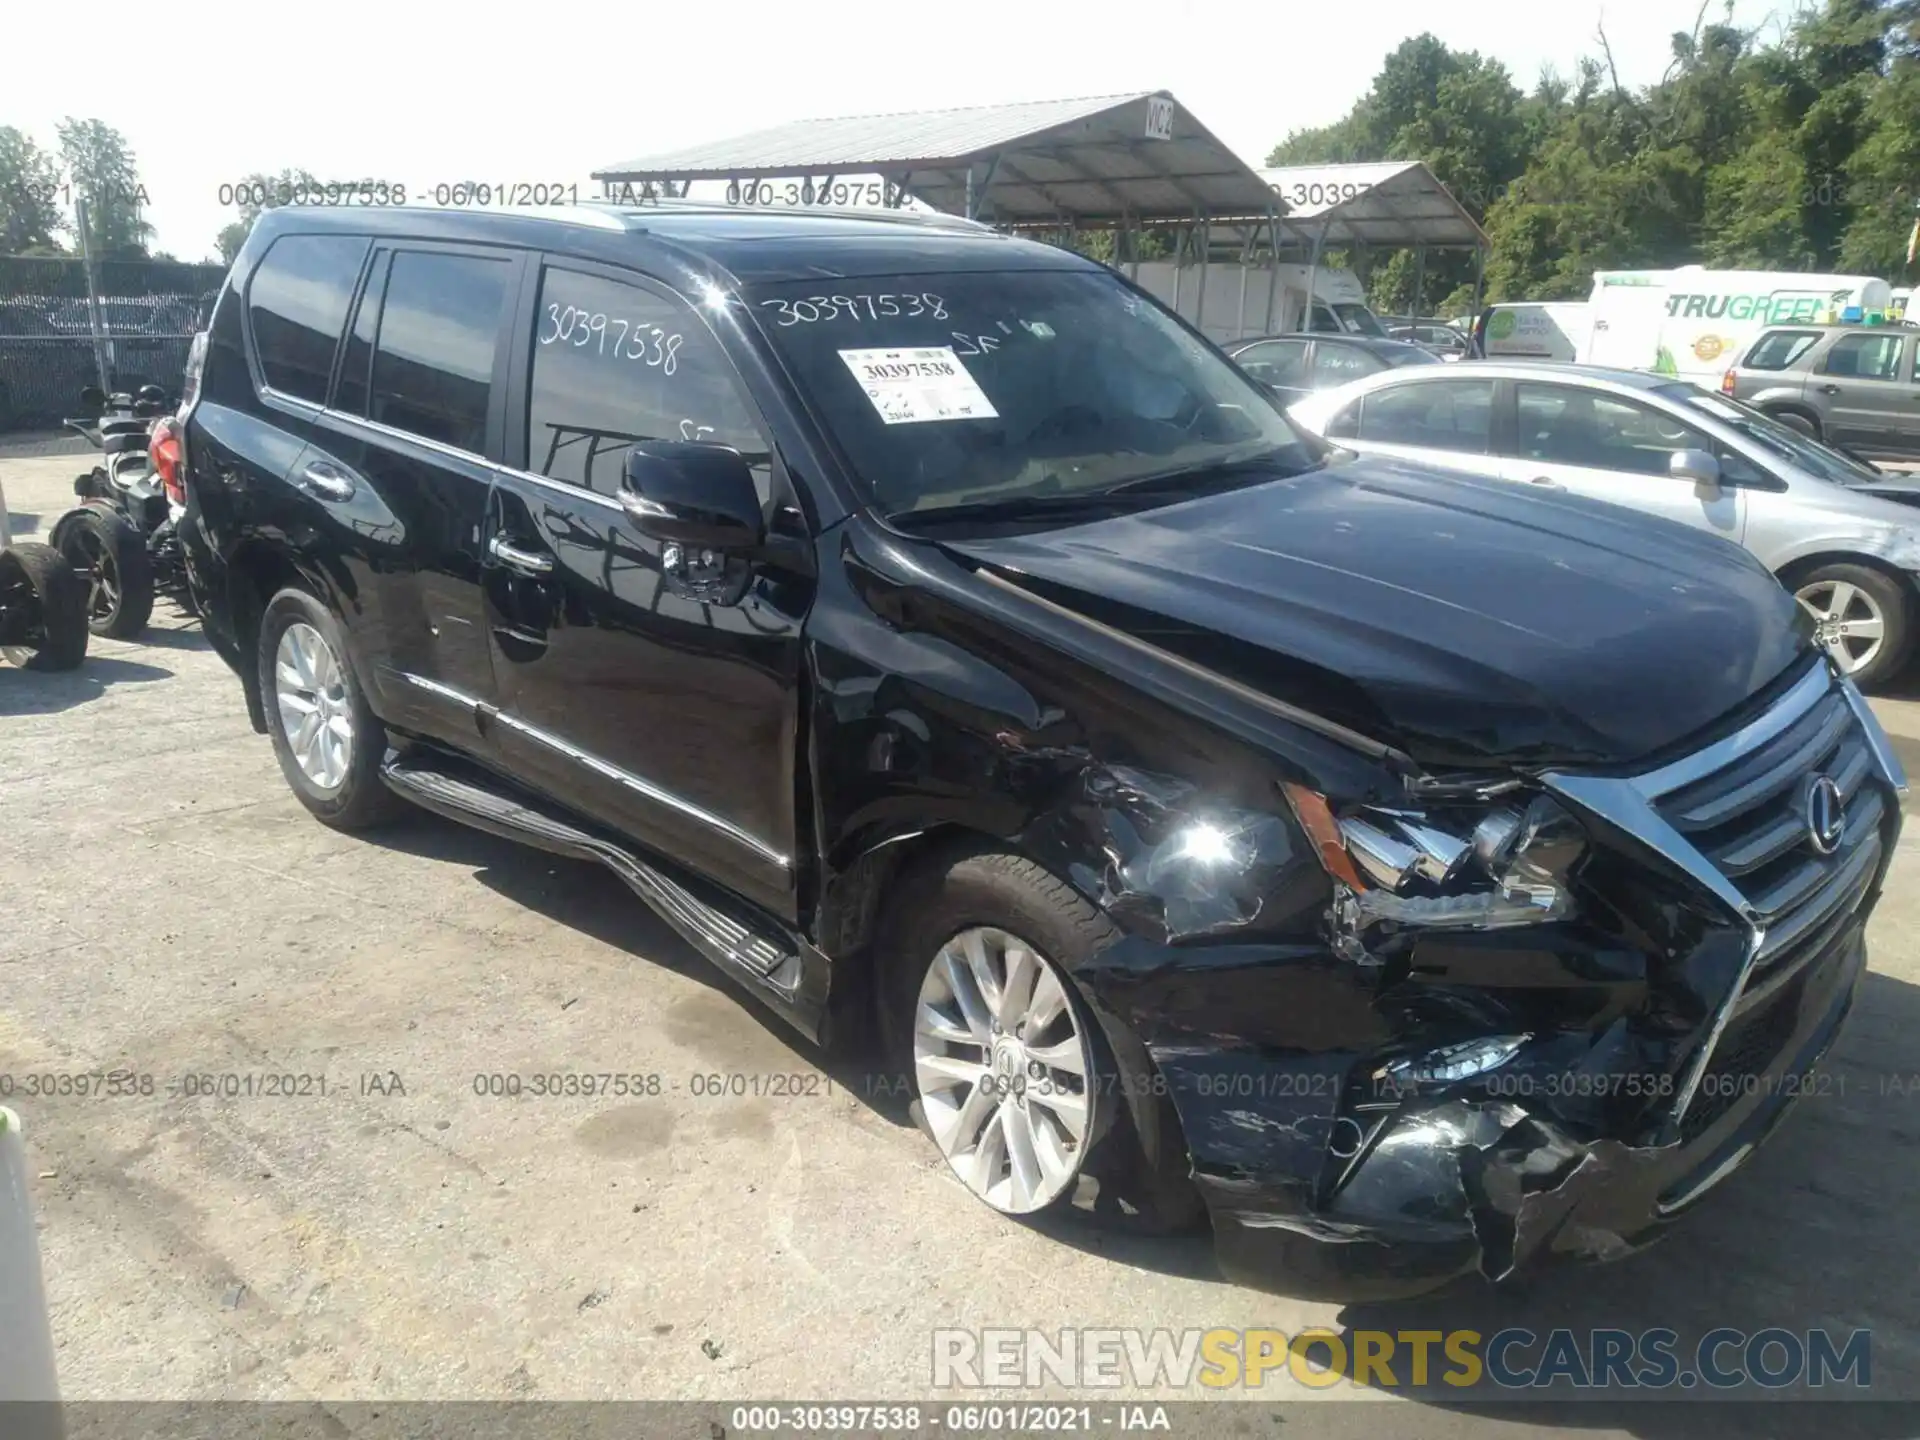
[484,260,806,920]
[1811,331,1912,453]
[1500,382,1746,544]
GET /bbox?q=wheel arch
[222,540,345,734]
[1758,400,1823,436]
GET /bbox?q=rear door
[1810,331,1911,452]
[483,258,806,919]
[1340,375,1503,479]
[310,242,524,746]
[1499,382,1746,543]
[1308,339,1384,393]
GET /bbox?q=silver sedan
[1287,361,1920,688]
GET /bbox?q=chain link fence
[0,257,226,435]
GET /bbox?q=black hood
[945,454,1811,770]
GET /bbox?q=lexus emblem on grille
[1805,775,1846,856]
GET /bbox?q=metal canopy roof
[1259,161,1488,250]
[595,92,1286,225]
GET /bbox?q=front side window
[748,270,1318,521]
[248,233,370,404]
[526,269,767,497]
[368,250,514,453]
[1743,329,1820,371]
[1821,333,1906,382]
[1517,384,1708,476]
[1312,343,1382,385]
[1234,339,1309,388]
[1356,379,1494,453]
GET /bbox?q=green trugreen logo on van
[1488,311,1517,339]
[1663,290,1850,324]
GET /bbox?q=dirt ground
[4,444,1918,1434]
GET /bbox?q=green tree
[0,127,66,254]
[56,118,152,260]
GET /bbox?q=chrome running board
[379,750,820,1038]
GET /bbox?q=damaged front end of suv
[1036,655,1904,1298]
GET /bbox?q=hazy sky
[11,0,1786,260]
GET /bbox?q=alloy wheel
[1795,579,1885,677]
[75,530,119,624]
[274,621,354,791]
[913,926,1094,1214]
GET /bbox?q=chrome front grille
[1546,659,1904,1133]
[1652,682,1886,1002]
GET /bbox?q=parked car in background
[1724,324,1919,460]
[43,296,194,399]
[1290,361,1920,687]
[1223,332,1439,405]
[1387,322,1469,360]
[176,202,1904,1298]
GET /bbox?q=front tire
[1792,563,1912,690]
[58,505,153,638]
[1767,408,1820,439]
[257,587,400,830]
[881,849,1199,1228]
[0,542,88,671]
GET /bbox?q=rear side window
[1821,333,1906,382]
[524,268,768,498]
[1742,330,1819,371]
[369,251,515,453]
[247,234,370,404]
[1357,379,1495,453]
[1233,339,1308,388]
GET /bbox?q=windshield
[1332,303,1387,337]
[1669,386,1884,485]
[1383,345,1442,368]
[751,269,1323,521]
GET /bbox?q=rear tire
[1791,562,1912,690]
[879,848,1201,1231]
[0,542,88,671]
[58,505,153,638]
[257,587,401,830]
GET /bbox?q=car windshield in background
[1672,387,1883,485]
[750,270,1321,524]
[1332,303,1386,337]
[1384,345,1442,367]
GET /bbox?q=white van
[1480,302,1592,362]
[1129,261,1386,344]
[1585,268,1894,380]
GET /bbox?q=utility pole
[74,195,110,393]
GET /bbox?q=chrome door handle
[488,534,554,576]
[297,460,356,502]
[1818,384,1842,395]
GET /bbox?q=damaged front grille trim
[1544,657,1903,1133]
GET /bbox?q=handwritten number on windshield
[759,293,947,327]
[540,303,682,375]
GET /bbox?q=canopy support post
[1412,244,1426,326]
[1194,210,1210,334]
[1303,216,1329,332]
[1263,207,1282,334]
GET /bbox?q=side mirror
[1670,448,1722,487]
[618,442,765,552]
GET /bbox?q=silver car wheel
[913,926,1094,1214]
[1796,579,1885,677]
[274,621,353,791]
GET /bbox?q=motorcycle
[50,384,192,639]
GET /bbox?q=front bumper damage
[1136,927,1865,1300]
[1041,663,1900,1300]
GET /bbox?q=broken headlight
[1282,785,1586,932]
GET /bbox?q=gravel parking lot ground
[4,445,1919,1434]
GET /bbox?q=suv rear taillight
[150,416,185,506]
[1720,367,1736,396]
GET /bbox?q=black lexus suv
[179,202,1905,1297]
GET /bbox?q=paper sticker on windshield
[837,347,998,425]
